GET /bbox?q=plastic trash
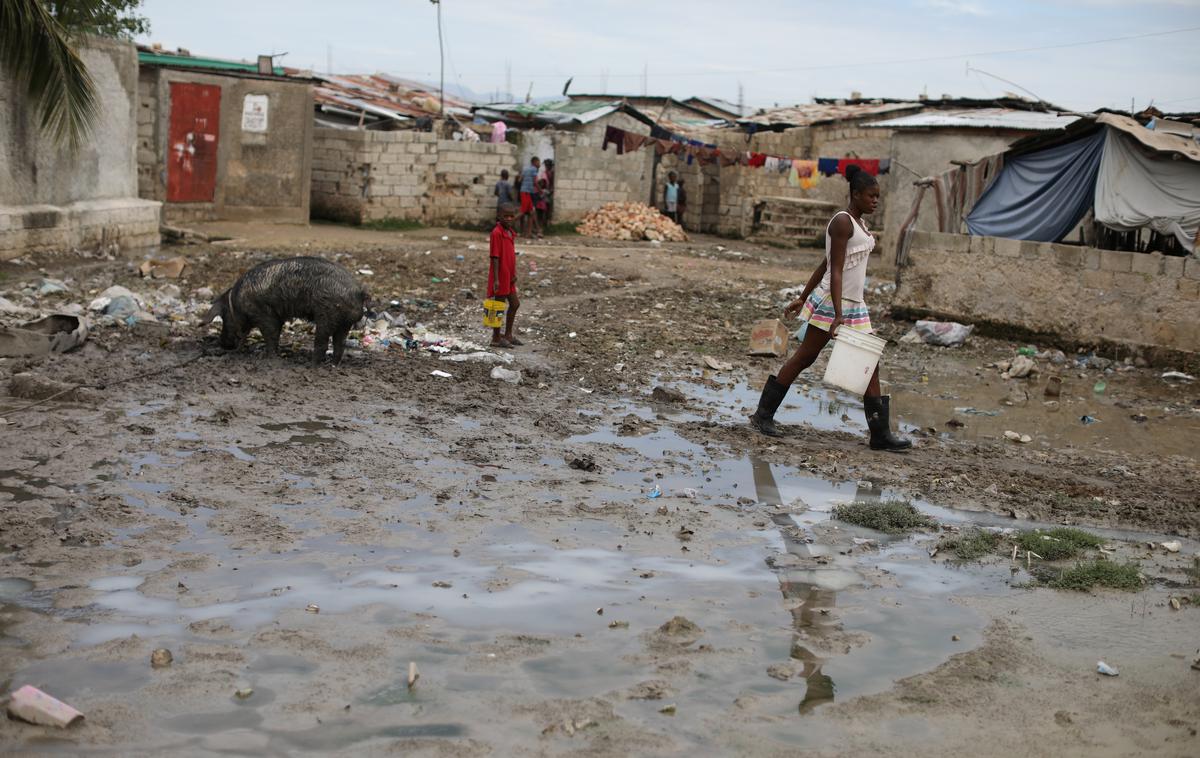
[1097,661,1119,676]
[1162,371,1195,383]
[430,370,453,379]
[1017,346,1037,356]
[6,685,84,728]
[1092,380,1106,394]
[1161,541,1181,553]
[913,320,974,347]
[490,366,521,384]
[647,485,663,499]
[1080,415,1099,425]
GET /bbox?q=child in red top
[488,204,522,348]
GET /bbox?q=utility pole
[505,60,512,101]
[642,63,647,96]
[737,81,744,117]
[430,0,444,117]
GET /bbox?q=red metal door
[167,82,221,202]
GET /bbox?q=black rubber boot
[749,375,789,437]
[864,395,912,452]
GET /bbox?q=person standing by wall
[747,165,911,452]
[494,169,515,217]
[542,159,555,224]
[676,179,688,230]
[518,156,542,239]
[662,171,680,224]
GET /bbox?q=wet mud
[1,226,1197,755]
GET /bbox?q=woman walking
[749,165,910,451]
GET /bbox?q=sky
[137,0,1200,113]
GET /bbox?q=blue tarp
[966,130,1107,242]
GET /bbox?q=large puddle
[0,384,1195,753]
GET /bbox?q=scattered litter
[1044,376,1063,398]
[702,355,733,371]
[911,320,973,347]
[955,407,1000,417]
[36,278,69,296]
[305,603,320,613]
[675,527,694,542]
[407,661,420,688]
[1162,371,1195,383]
[1096,661,1119,677]
[430,370,453,379]
[1130,414,1148,423]
[748,319,790,357]
[659,703,677,715]
[138,256,188,279]
[608,620,630,629]
[0,314,88,357]
[1161,541,1181,553]
[568,331,577,338]
[1017,346,1037,357]
[1003,355,1037,379]
[1004,431,1032,444]
[150,649,173,668]
[1080,415,1100,425]
[678,488,698,499]
[489,366,522,384]
[6,685,84,728]
[588,272,608,280]
[357,269,374,276]
[235,687,254,699]
[432,580,452,588]
[441,235,449,241]
[1169,597,1182,611]
[578,202,688,242]
[647,485,663,499]
[441,351,511,365]
[1093,380,1106,394]
[1003,385,1029,406]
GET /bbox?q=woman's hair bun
[844,164,862,182]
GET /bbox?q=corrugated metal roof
[305,73,472,122]
[684,96,746,119]
[1096,112,1200,163]
[474,100,625,125]
[866,109,1081,131]
[740,101,923,127]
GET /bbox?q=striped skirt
[798,289,873,333]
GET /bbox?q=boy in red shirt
[488,204,522,348]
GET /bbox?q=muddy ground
[1,222,1197,756]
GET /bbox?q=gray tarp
[966,130,1107,242]
[1094,128,1200,253]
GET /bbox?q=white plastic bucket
[822,330,886,395]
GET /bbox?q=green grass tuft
[361,217,424,232]
[543,222,580,236]
[1045,560,1143,591]
[831,500,935,534]
[1016,527,1105,561]
[941,529,1003,561]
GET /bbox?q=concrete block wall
[310,129,516,225]
[895,231,1200,360]
[0,199,161,260]
[552,113,654,223]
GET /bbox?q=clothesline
[600,124,890,185]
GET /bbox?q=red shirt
[488,223,516,297]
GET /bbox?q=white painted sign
[241,94,269,133]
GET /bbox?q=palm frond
[1,0,98,151]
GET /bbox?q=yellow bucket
[482,298,507,328]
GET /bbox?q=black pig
[203,257,369,365]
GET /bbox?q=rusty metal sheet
[167,82,221,203]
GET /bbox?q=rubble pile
[578,202,688,242]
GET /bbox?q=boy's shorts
[520,192,534,213]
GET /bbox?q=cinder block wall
[311,129,516,225]
[552,113,654,223]
[895,231,1200,362]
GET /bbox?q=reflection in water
[751,458,883,714]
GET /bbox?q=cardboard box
[748,319,791,357]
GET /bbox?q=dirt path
[0,224,1197,755]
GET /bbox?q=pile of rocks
[577,202,687,242]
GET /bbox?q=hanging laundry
[603,125,627,154]
[801,173,819,191]
[794,160,815,179]
[879,158,891,175]
[748,153,767,168]
[764,156,779,172]
[787,165,801,187]
[817,157,840,176]
[778,158,793,175]
[622,132,649,154]
[837,158,880,176]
